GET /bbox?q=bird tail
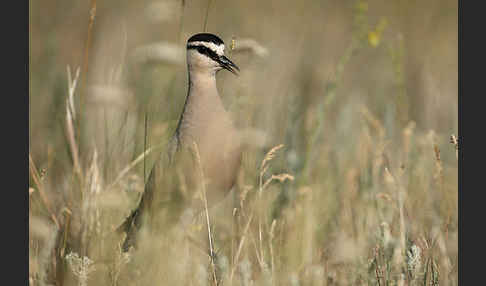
[116,151,163,252]
[116,210,135,234]
[116,167,155,252]
[116,208,140,252]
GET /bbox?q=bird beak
[219,55,240,75]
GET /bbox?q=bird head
[186,33,240,75]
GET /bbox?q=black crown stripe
[187,33,224,45]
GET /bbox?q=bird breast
[177,96,242,204]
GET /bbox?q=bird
[118,33,242,252]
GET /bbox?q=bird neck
[175,69,234,145]
[187,69,219,98]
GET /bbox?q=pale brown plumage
[119,33,241,251]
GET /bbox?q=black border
[460,0,483,284]
[9,0,29,284]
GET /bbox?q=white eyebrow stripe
[187,41,225,56]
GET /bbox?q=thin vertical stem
[177,0,186,44]
[203,0,213,32]
[29,154,60,228]
[193,142,218,285]
[258,172,265,266]
[78,0,97,151]
[144,113,148,182]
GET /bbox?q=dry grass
[29,0,457,285]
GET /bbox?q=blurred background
[29,0,457,285]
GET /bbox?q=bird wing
[118,135,195,251]
[118,133,242,252]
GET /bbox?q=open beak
[219,55,240,75]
